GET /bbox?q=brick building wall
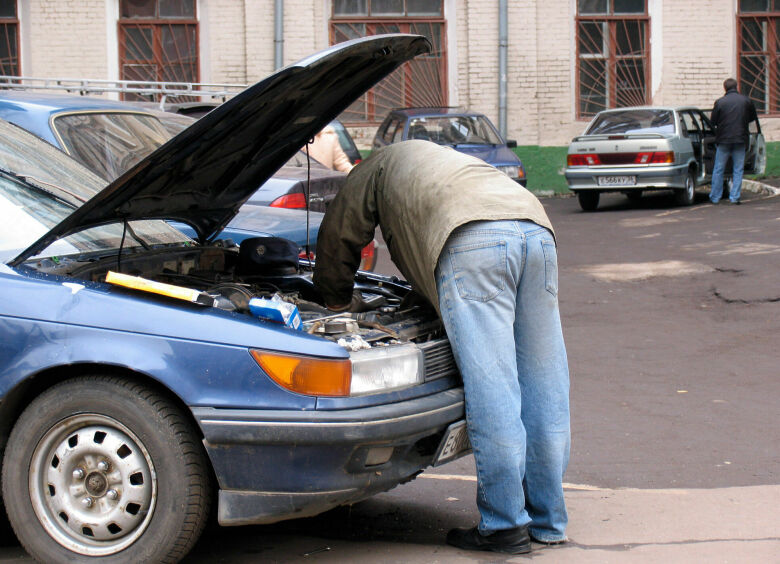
[202,0,248,84]
[9,1,780,145]
[656,0,733,108]
[24,1,108,78]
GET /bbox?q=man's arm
[710,100,721,127]
[313,160,379,310]
[747,99,758,123]
[330,136,354,174]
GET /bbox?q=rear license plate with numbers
[597,175,636,186]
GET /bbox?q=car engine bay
[29,237,448,351]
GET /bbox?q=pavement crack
[712,289,780,304]
[567,536,780,552]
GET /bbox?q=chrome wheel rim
[29,414,156,556]
[686,176,694,200]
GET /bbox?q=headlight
[350,344,424,396]
[251,343,424,397]
[498,165,520,179]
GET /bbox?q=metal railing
[0,75,248,108]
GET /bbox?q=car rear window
[586,110,675,135]
[53,112,171,181]
[407,115,503,145]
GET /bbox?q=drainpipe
[274,0,284,70]
[498,0,508,137]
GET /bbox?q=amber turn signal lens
[250,350,351,396]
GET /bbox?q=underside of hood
[12,34,430,265]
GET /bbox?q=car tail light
[634,151,675,164]
[358,240,377,271]
[251,350,351,396]
[652,151,674,164]
[567,154,601,166]
[299,249,315,261]
[270,193,307,209]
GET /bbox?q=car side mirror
[506,139,517,148]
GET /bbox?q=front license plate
[433,421,472,466]
[597,175,636,186]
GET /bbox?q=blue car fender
[0,267,344,410]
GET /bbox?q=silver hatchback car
[565,107,766,211]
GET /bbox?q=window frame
[737,3,780,114]
[117,0,199,102]
[575,0,650,120]
[0,0,20,77]
[330,1,447,125]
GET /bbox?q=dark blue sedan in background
[372,106,527,185]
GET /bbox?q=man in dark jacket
[709,78,758,204]
[313,140,570,554]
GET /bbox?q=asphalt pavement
[0,184,777,562]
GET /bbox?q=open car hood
[12,34,430,265]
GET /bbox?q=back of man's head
[723,78,738,92]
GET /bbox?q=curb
[743,179,780,195]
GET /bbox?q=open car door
[697,110,717,175]
[744,118,767,175]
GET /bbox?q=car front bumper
[565,163,690,191]
[192,387,466,526]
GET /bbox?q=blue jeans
[710,142,746,203]
[435,220,570,542]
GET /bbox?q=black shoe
[731,200,741,205]
[446,525,531,554]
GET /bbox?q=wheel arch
[688,161,698,182]
[0,364,205,469]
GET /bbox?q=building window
[576,0,649,119]
[0,0,19,77]
[331,0,446,125]
[118,0,198,101]
[737,0,780,114]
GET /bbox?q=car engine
[29,238,448,352]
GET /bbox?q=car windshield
[0,173,188,263]
[52,112,172,181]
[407,115,503,145]
[0,120,105,201]
[586,110,676,135]
[0,119,189,263]
[285,150,330,169]
[154,113,197,136]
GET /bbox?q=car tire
[2,375,211,564]
[674,172,695,206]
[625,190,643,202]
[577,191,600,211]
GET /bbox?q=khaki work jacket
[313,140,553,313]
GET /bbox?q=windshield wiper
[0,168,86,208]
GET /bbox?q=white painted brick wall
[656,0,733,108]
[205,0,248,84]
[244,0,275,82]
[27,1,107,78]
[14,1,780,143]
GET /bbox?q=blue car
[0,35,466,563]
[372,106,527,185]
[0,90,324,253]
